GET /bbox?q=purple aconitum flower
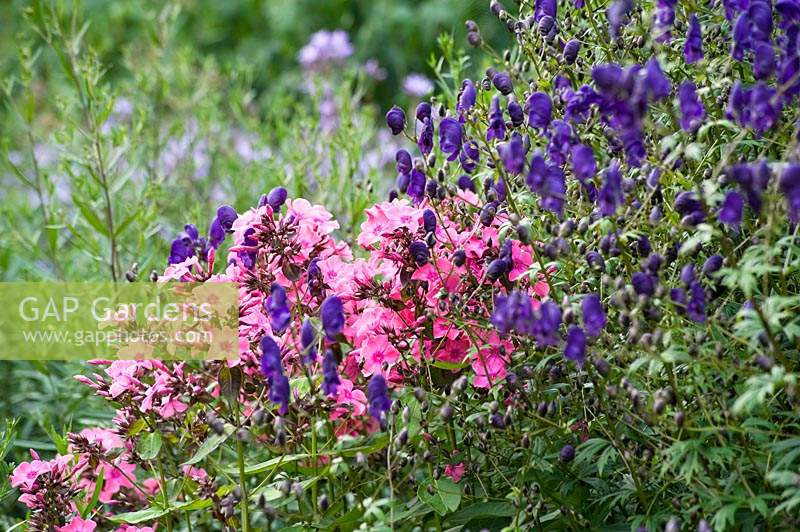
[654,0,677,42]
[532,300,562,348]
[208,217,225,250]
[564,326,587,366]
[749,83,781,136]
[586,251,606,271]
[409,240,430,266]
[527,151,566,215]
[396,172,410,194]
[547,120,574,166]
[670,287,688,314]
[492,290,535,336]
[525,92,553,129]
[408,168,426,204]
[322,349,340,396]
[260,335,283,380]
[564,85,600,123]
[267,283,291,336]
[396,149,412,175]
[534,0,557,21]
[631,272,656,296]
[727,161,771,213]
[592,63,629,97]
[486,257,511,281]
[457,79,477,117]
[753,42,776,79]
[560,443,576,462]
[422,209,437,234]
[216,205,237,232]
[298,30,352,71]
[582,294,607,337]
[460,140,480,173]
[487,96,506,141]
[573,0,585,7]
[300,318,317,364]
[385,105,406,135]
[675,190,705,225]
[607,0,633,39]
[269,373,290,415]
[645,253,664,274]
[571,144,596,183]
[367,374,391,422]
[492,71,514,95]
[418,117,434,155]
[702,255,724,275]
[238,228,258,270]
[416,101,432,122]
[320,295,345,340]
[684,14,704,64]
[598,160,624,216]
[564,39,580,64]
[439,117,463,161]
[718,190,744,230]
[457,174,476,192]
[679,82,705,131]
[645,58,672,101]
[169,236,195,264]
[681,264,696,285]
[508,99,525,127]
[779,163,800,222]
[687,280,706,323]
[499,133,526,175]
[267,187,288,211]
[621,127,646,168]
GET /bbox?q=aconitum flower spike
[409,241,430,266]
[216,205,237,232]
[439,117,463,161]
[300,318,317,364]
[269,373,290,415]
[499,133,526,175]
[267,187,288,211]
[607,0,633,39]
[684,14,704,63]
[525,92,552,129]
[532,301,562,348]
[267,283,291,336]
[571,144,596,183]
[422,209,437,234]
[169,237,195,264]
[260,335,283,380]
[753,42,776,79]
[582,294,607,337]
[408,169,426,204]
[492,71,514,95]
[779,163,800,222]
[457,174,476,191]
[385,105,406,135]
[564,326,587,366]
[322,349,340,396]
[631,272,656,296]
[718,191,744,230]
[679,82,705,131]
[208,217,225,250]
[564,39,580,64]
[687,281,706,323]
[598,160,624,216]
[320,295,345,340]
[367,374,391,422]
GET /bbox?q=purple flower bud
[559,443,575,462]
[702,255,724,275]
[367,375,391,422]
[260,335,283,380]
[409,240,430,266]
[184,224,199,241]
[322,349,340,396]
[460,140,480,173]
[269,373,290,415]
[564,39,580,64]
[525,92,553,129]
[508,100,525,127]
[457,79,477,116]
[480,201,499,226]
[395,150,412,175]
[415,101,432,122]
[267,283,291,336]
[631,272,656,296]
[320,295,345,340]
[492,71,514,95]
[779,163,800,223]
[385,105,406,135]
[486,258,510,281]
[439,117,463,161]
[208,217,226,250]
[582,294,607,337]
[453,250,467,267]
[564,326,587,366]
[718,190,744,230]
[216,205,238,232]
[267,187,288,211]
[422,209,437,234]
[678,82,705,131]
[487,96,506,141]
[683,14,704,64]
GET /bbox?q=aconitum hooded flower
[687,280,707,323]
[267,283,291,336]
[216,205,237,232]
[457,79,476,117]
[460,140,480,173]
[581,294,607,337]
[719,190,744,230]
[547,120,574,166]
[385,105,406,135]
[492,290,535,336]
[260,335,283,380]
[631,272,656,296]
[753,42,776,79]
[525,92,553,129]
[367,374,391,422]
[702,255,724,275]
[779,164,800,222]
[408,169,426,204]
[607,0,633,39]
[208,217,225,250]
[300,318,317,364]
[418,117,434,155]
[416,101,432,122]
[571,144,596,183]
[267,187,288,211]
[532,300,562,348]
[487,96,506,141]
[422,209,436,234]
[684,14,704,63]
[564,326,587,366]
[645,58,672,101]
[409,240,430,266]
[439,117,463,161]
[492,71,514,95]
[675,190,706,225]
[678,82,705,131]
[534,0,557,21]
[395,149,412,175]
[598,160,624,216]
[564,39,580,64]
[269,373,290,415]
[654,0,677,42]
[169,237,195,264]
[499,133,526,175]
[322,349,340,396]
[508,100,524,127]
[320,295,345,340]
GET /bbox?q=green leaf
[418,478,461,516]
[109,505,170,524]
[137,432,163,461]
[445,501,514,526]
[181,424,234,467]
[80,466,104,518]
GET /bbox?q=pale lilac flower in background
[363,58,387,81]
[403,74,434,98]
[101,97,134,133]
[298,30,353,71]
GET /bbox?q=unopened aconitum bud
[440,404,454,421]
